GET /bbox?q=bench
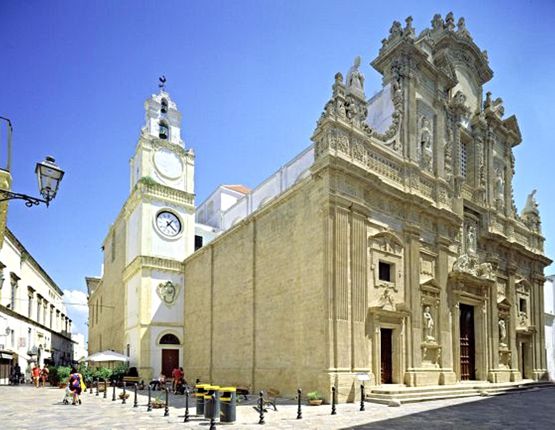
[253,388,279,412]
[122,376,141,385]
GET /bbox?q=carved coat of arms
[157,281,178,305]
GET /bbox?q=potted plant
[118,392,130,400]
[151,396,165,409]
[56,366,71,388]
[307,391,324,406]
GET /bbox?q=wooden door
[161,349,179,378]
[380,328,393,384]
[459,304,475,380]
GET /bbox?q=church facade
[183,14,550,400]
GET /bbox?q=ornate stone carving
[466,224,477,255]
[346,56,365,96]
[452,254,495,281]
[498,319,507,347]
[494,167,505,208]
[521,190,541,233]
[423,305,435,341]
[418,116,433,172]
[156,281,178,305]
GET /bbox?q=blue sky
[2,0,554,339]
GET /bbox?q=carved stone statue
[423,306,435,341]
[523,189,538,215]
[467,225,477,255]
[431,14,443,31]
[346,56,365,94]
[498,319,507,346]
[495,168,504,203]
[419,116,433,172]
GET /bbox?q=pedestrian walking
[68,367,83,405]
[40,365,49,387]
[31,365,40,388]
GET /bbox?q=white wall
[545,276,555,381]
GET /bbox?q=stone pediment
[449,254,495,284]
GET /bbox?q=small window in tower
[161,98,168,114]
[378,261,392,282]
[159,121,169,140]
[195,235,203,251]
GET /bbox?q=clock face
[156,211,182,237]
[153,148,183,179]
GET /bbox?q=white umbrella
[87,350,129,363]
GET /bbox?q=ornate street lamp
[0,156,64,207]
[0,117,64,207]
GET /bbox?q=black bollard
[147,384,152,412]
[360,384,365,411]
[112,380,116,401]
[164,387,169,417]
[258,391,265,425]
[122,381,127,404]
[296,388,302,420]
[103,380,107,399]
[209,393,217,430]
[89,381,93,395]
[183,389,190,422]
[133,383,138,407]
[95,378,99,396]
[331,386,336,415]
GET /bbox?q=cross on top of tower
[159,75,167,91]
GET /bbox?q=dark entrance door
[380,328,393,384]
[521,342,528,379]
[161,349,179,378]
[459,304,475,380]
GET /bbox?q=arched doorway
[159,333,180,378]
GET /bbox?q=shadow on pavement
[344,388,555,430]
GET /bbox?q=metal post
[112,380,116,401]
[296,388,302,420]
[95,378,99,396]
[209,393,217,430]
[89,381,93,395]
[147,384,152,412]
[360,384,365,411]
[133,383,138,407]
[183,389,190,422]
[122,381,127,404]
[103,380,107,399]
[258,391,265,425]
[331,386,336,415]
[164,387,169,417]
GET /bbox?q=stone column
[403,223,421,386]
[487,284,500,381]
[507,266,519,380]
[437,236,456,385]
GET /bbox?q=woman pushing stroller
[68,367,84,405]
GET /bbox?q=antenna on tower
[159,75,167,91]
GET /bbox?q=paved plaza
[1,385,555,429]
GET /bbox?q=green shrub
[77,363,92,384]
[48,366,59,385]
[306,391,323,401]
[56,366,71,382]
[111,363,129,382]
[91,367,113,382]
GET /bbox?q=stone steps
[366,380,555,406]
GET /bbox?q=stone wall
[184,177,327,399]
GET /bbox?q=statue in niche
[467,225,477,255]
[346,56,365,93]
[423,306,435,341]
[419,116,433,171]
[495,168,505,204]
[498,319,507,346]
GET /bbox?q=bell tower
[123,78,195,379]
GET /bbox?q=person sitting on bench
[149,373,166,391]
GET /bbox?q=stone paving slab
[1,384,554,429]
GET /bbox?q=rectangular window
[37,298,41,323]
[460,141,468,178]
[28,290,33,318]
[195,235,203,251]
[378,262,392,282]
[519,298,527,313]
